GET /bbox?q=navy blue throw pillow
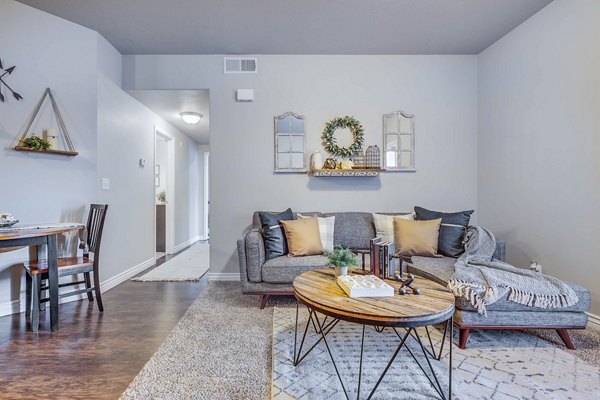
[259,209,294,260]
[414,206,474,257]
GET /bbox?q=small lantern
[365,145,381,169]
[351,149,365,168]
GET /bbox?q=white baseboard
[208,272,240,282]
[587,312,600,330]
[0,257,156,317]
[101,257,155,292]
[0,299,21,316]
[173,236,201,253]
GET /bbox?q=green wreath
[321,116,365,158]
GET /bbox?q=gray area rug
[132,243,209,282]
[120,282,275,399]
[273,308,449,399]
[121,282,600,399]
[273,307,600,399]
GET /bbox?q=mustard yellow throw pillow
[393,217,442,257]
[280,217,324,256]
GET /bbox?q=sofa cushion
[262,255,330,283]
[298,214,335,252]
[323,212,375,249]
[281,218,324,256]
[373,213,414,243]
[414,206,474,257]
[259,209,294,260]
[408,256,591,313]
[394,217,442,257]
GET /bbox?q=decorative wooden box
[337,275,394,298]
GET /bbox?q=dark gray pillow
[259,209,294,260]
[414,206,474,257]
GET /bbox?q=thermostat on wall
[236,89,254,102]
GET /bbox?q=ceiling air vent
[223,57,258,74]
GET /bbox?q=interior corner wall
[96,74,202,281]
[478,0,600,313]
[123,54,479,278]
[0,0,98,315]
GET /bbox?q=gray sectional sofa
[237,211,590,349]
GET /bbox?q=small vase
[335,266,348,277]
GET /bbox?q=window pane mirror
[274,112,307,173]
[383,111,415,171]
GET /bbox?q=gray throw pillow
[414,206,474,257]
[259,209,294,260]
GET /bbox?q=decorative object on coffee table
[365,145,381,169]
[394,273,421,295]
[14,88,78,156]
[0,57,23,102]
[324,246,357,276]
[337,274,394,298]
[321,115,364,158]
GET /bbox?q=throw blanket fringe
[448,227,578,315]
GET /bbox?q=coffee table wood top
[293,268,455,327]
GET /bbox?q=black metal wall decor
[0,58,23,102]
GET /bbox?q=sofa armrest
[494,240,506,262]
[238,226,265,283]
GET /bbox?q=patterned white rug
[273,307,600,399]
[132,243,209,282]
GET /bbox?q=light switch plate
[101,178,110,191]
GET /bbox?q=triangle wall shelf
[13,88,78,157]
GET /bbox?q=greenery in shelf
[324,246,357,268]
[157,190,167,203]
[21,135,50,151]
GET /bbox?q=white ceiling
[127,90,210,144]
[16,0,552,55]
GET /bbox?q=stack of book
[370,238,397,279]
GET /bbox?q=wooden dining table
[0,223,85,331]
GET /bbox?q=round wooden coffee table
[292,268,455,400]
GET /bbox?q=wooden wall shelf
[310,168,385,177]
[14,146,78,157]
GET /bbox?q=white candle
[43,128,57,149]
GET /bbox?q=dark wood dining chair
[24,204,108,330]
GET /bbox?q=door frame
[202,150,210,239]
[155,127,176,256]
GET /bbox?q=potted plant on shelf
[324,246,357,277]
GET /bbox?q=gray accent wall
[478,0,600,313]
[123,54,480,280]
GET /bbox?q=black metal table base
[293,302,453,400]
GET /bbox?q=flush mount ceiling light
[179,111,203,124]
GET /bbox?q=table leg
[47,234,59,331]
[36,245,46,312]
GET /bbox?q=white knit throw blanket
[447,226,578,315]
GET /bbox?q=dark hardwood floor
[0,248,208,400]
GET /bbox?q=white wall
[0,0,203,316]
[478,0,600,312]
[97,75,202,281]
[123,55,479,278]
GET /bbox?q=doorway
[155,129,175,259]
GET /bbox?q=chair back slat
[86,204,108,254]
